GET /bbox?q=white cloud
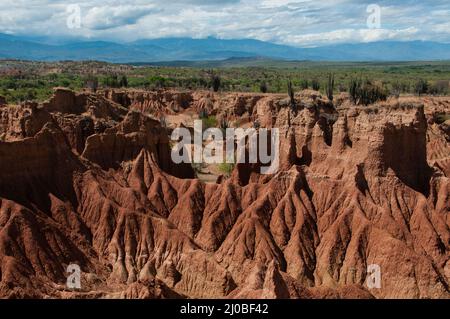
[285,27,420,47]
[83,5,157,30]
[0,0,448,46]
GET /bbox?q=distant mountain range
[1,34,450,63]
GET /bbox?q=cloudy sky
[0,0,449,47]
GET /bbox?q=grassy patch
[218,162,235,177]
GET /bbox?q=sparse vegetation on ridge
[0,60,449,104]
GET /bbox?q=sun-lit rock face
[0,89,448,299]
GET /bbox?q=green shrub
[414,78,429,96]
[102,74,120,88]
[349,78,387,106]
[300,79,309,90]
[148,75,167,88]
[202,116,217,129]
[84,75,99,92]
[119,75,128,88]
[218,162,234,177]
[211,75,221,92]
[260,82,268,93]
[311,79,320,91]
[428,80,449,95]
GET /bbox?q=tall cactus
[288,80,297,112]
[326,73,335,101]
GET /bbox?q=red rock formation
[0,89,448,299]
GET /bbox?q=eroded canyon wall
[0,89,448,299]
